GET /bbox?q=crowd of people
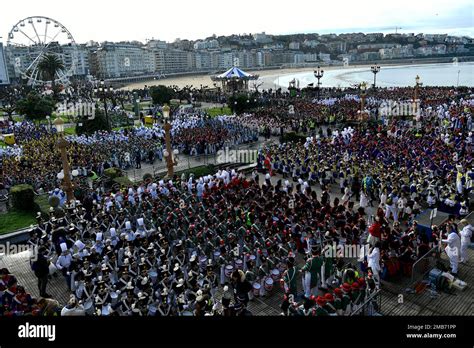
[1,85,473,317]
[0,115,258,192]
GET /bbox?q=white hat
[141,277,149,286]
[125,221,132,230]
[60,243,68,252]
[137,218,144,226]
[74,240,85,251]
[96,233,103,241]
[110,228,116,237]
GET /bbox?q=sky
[1,0,473,44]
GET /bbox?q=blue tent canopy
[215,67,256,80]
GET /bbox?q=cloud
[0,0,472,43]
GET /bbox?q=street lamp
[414,75,423,102]
[53,117,75,203]
[162,104,178,179]
[413,75,423,125]
[93,79,114,130]
[359,82,368,122]
[371,64,381,88]
[314,66,324,99]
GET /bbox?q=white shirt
[442,232,461,250]
[368,247,381,272]
[56,254,72,270]
[460,225,473,245]
[61,305,86,316]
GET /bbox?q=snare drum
[199,256,207,271]
[264,278,274,292]
[149,270,158,283]
[84,300,94,315]
[224,265,234,278]
[101,304,111,316]
[253,282,261,296]
[235,259,243,270]
[110,291,119,305]
[271,269,280,281]
[148,305,157,316]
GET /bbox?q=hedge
[104,167,122,179]
[280,132,307,144]
[113,176,133,187]
[10,184,35,211]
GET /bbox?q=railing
[410,246,440,286]
[349,288,382,316]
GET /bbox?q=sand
[121,64,375,91]
[121,59,460,91]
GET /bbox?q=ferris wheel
[6,16,78,86]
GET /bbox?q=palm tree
[37,54,65,93]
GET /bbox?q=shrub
[48,196,60,209]
[143,173,153,182]
[10,184,35,211]
[280,132,307,144]
[178,165,215,179]
[104,168,122,179]
[114,176,133,187]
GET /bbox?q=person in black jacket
[31,247,51,298]
[230,270,252,307]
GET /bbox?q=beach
[121,58,473,91]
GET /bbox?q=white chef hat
[96,233,103,242]
[60,243,68,252]
[110,228,116,237]
[74,240,85,251]
[137,218,144,226]
[125,221,131,230]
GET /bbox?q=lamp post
[359,82,368,122]
[53,117,75,203]
[414,75,422,102]
[371,64,381,89]
[45,115,51,130]
[133,91,140,118]
[162,104,178,178]
[413,75,423,125]
[314,66,324,99]
[93,79,114,130]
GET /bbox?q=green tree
[75,107,109,135]
[37,54,65,94]
[228,94,257,114]
[150,85,175,105]
[16,92,55,122]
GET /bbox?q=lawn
[0,195,50,235]
[206,107,233,117]
[64,127,77,135]
[0,210,36,235]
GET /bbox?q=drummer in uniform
[322,293,337,316]
[341,283,352,315]
[333,287,344,316]
[300,245,323,299]
[314,296,329,316]
[282,256,298,298]
[203,262,218,300]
